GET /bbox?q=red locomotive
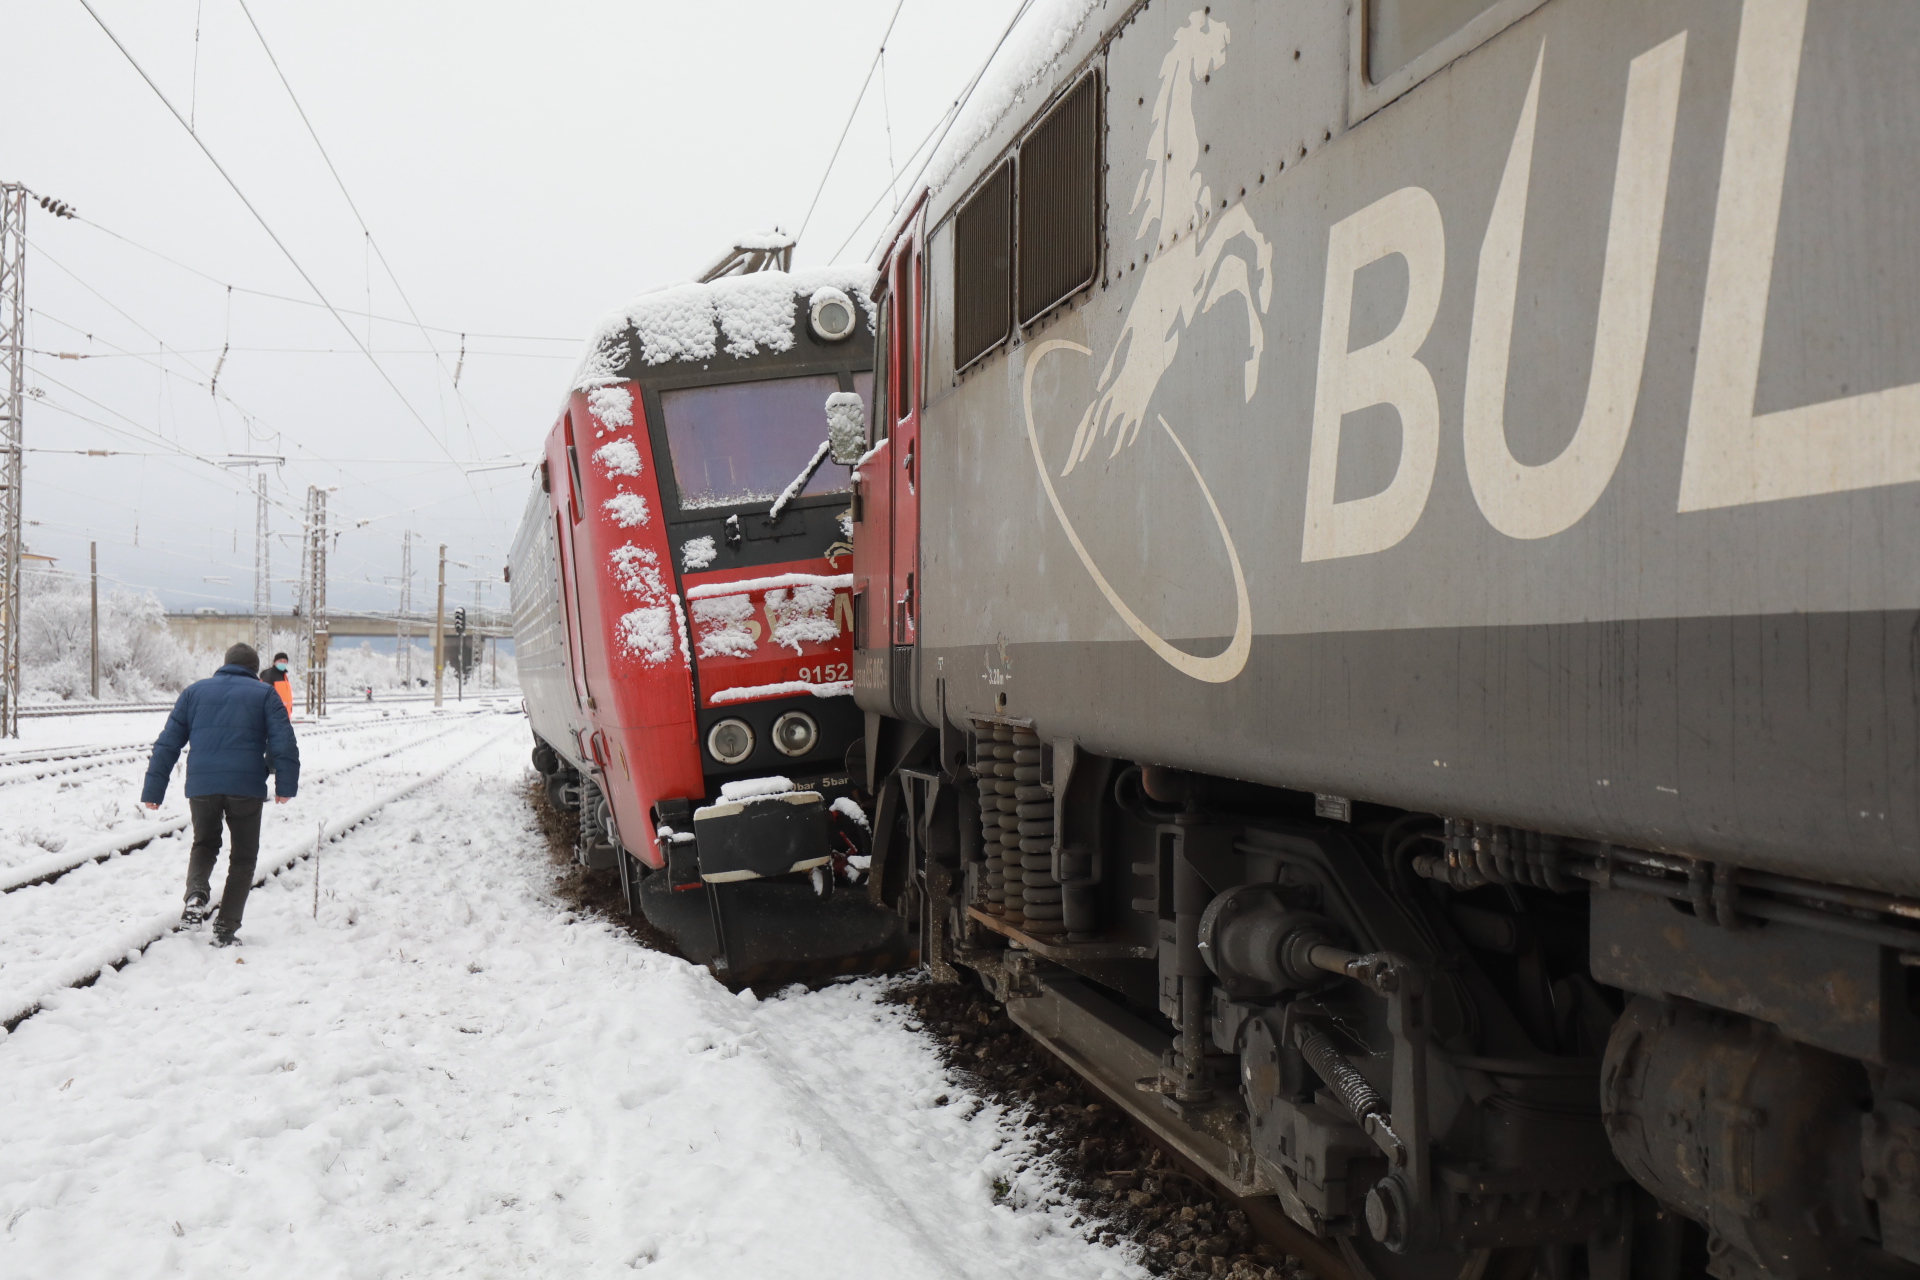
[510,239,906,982]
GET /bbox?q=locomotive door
[885,221,923,649]
[553,410,595,716]
[852,208,923,724]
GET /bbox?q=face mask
[275,662,288,672]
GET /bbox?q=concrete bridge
[165,611,513,653]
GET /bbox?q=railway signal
[453,607,467,702]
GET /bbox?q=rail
[17,688,521,719]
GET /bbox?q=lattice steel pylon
[398,530,413,687]
[252,472,271,661]
[0,186,27,739]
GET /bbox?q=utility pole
[302,486,329,717]
[89,542,99,698]
[0,185,29,738]
[398,529,413,688]
[252,473,270,662]
[432,544,446,708]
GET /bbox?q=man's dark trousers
[187,795,264,932]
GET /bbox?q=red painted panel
[554,385,704,865]
[681,556,854,708]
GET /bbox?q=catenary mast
[0,186,27,737]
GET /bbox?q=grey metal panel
[926,610,1920,893]
[507,483,588,773]
[910,0,1920,891]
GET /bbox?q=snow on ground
[0,726,1143,1280]
[0,701,508,876]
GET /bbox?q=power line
[74,214,577,341]
[830,0,1039,263]
[74,0,478,490]
[27,289,416,522]
[31,344,570,360]
[234,0,506,456]
[794,0,910,248]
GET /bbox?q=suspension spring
[1295,1021,1393,1138]
[1011,728,1062,935]
[971,721,1014,918]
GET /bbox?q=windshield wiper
[767,440,832,526]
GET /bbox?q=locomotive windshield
[661,373,869,511]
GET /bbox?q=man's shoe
[210,932,241,948]
[181,895,210,927]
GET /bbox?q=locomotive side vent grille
[1016,70,1101,328]
[952,161,1013,372]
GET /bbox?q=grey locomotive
[849,1,1920,1277]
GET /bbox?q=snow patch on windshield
[593,439,643,478]
[603,493,651,528]
[680,536,717,572]
[679,488,778,511]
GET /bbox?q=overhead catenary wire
[69,214,578,342]
[829,0,1039,264]
[27,289,418,524]
[794,0,910,248]
[74,0,482,502]
[233,0,513,457]
[29,344,570,361]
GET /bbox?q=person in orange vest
[261,651,294,717]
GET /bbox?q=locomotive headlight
[707,718,755,765]
[771,710,819,758]
[809,286,857,343]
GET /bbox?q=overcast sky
[2,0,1022,617]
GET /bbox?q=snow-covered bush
[20,569,201,702]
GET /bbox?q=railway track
[18,690,521,719]
[0,703,498,788]
[0,722,519,1032]
[0,713,509,893]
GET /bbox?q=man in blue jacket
[141,642,300,946]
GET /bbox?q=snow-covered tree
[20,569,201,702]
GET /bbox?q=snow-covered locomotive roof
[570,265,877,395]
